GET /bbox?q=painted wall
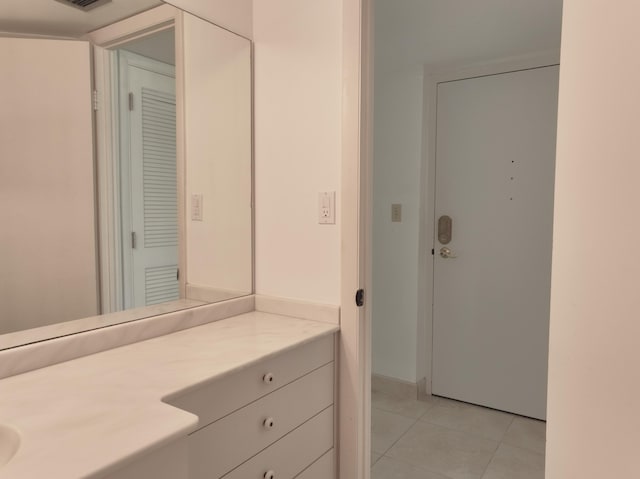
[164,0,252,39]
[183,13,253,297]
[253,0,342,305]
[0,38,98,334]
[372,69,424,382]
[546,0,640,476]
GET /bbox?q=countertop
[0,312,339,479]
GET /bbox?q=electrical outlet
[318,191,336,224]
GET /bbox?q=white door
[120,53,178,308]
[432,66,559,419]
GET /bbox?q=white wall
[546,1,640,476]
[164,0,252,39]
[183,13,253,296]
[0,38,98,334]
[372,69,424,382]
[253,0,342,305]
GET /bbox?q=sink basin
[0,425,20,467]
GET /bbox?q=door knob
[263,417,275,430]
[439,247,457,258]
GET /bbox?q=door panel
[122,58,178,308]
[432,66,559,419]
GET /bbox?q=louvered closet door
[127,64,178,307]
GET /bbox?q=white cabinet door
[432,66,559,419]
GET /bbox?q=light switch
[318,191,336,224]
[191,194,203,221]
[391,203,402,222]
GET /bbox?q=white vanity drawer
[168,334,334,427]
[189,361,334,479]
[296,449,335,479]
[221,406,334,479]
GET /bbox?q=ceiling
[375,0,564,73]
[0,0,163,37]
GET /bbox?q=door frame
[417,50,561,397]
[340,0,373,477]
[90,4,185,314]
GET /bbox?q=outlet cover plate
[318,191,336,224]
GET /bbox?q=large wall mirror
[0,0,253,350]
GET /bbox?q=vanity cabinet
[103,440,189,479]
[167,334,336,479]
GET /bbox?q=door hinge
[176,268,180,281]
[355,289,365,307]
[128,92,134,111]
[131,231,137,249]
[431,248,435,256]
[92,90,99,111]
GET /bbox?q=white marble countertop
[0,312,338,479]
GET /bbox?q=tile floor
[371,389,546,479]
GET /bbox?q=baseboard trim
[372,373,418,400]
[417,377,431,400]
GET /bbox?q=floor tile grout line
[371,403,433,421]
[417,414,515,444]
[377,415,421,457]
[500,418,548,455]
[478,438,502,479]
[375,414,464,479]
[497,414,516,442]
[497,440,547,458]
[371,392,440,420]
[416,400,438,420]
[401,418,503,479]
[375,406,504,479]
[373,398,515,445]
[376,454,458,479]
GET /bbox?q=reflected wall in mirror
[0,2,252,350]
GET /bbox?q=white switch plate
[191,194,203,221]
[318,191,336,224]
[391,203,402,222]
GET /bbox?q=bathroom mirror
[0,1,252,350]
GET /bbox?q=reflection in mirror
[182,13,253,304]
[0,3,252,350]
[116,31,179,310]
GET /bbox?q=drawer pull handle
[264,471,275,479]
[263,373,275,384]
[263,417,275,430]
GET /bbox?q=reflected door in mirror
[118,51,178,308]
